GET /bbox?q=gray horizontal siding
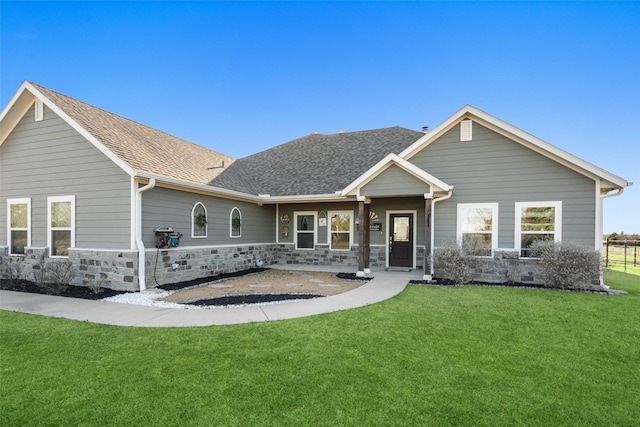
[141,187,276,247]
[0,103,131,249]
[361,165,431,197]
[410,122,596,248]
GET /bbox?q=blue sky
[1,1,638,234]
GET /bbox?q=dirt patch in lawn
[159,269,369,304]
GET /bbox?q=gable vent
[34,99,44,122]
[460,119,472,141]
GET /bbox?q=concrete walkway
[0,268,422,327]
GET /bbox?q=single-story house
[0,81,632,291]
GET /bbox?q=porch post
[364,202,371,274]
[424,196,432,281]
[357,200,365,276]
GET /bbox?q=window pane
[193,204,206,236]
[51,202,71,228]
[10,204,27,228]
[461,207,493,232]
[231,208,241,236]
[11,230,27,254]
[193,225,206,237]
[520,233,554,257]
[331,233,350,250]
[52,230,71,256]
[393,217,410,242]
[331,214,350,232]
[521,207,555,232]
[462,233,492,256]
[297,232,314,249]
[297,215,314,231]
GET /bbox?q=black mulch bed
[409,278,616,294]
[335,273,374,281]
[0,268,272,300]
[0,279,126,300]
[409,278,548,289]
[157,267,270,291]
[190,293,324,306]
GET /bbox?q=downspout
[429,188,454,279]
[599,187,624,288]
[135,178,156,292]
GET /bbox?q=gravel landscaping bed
[158,269,369,305]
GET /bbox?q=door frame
[386,210,417,269]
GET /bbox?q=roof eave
[399,105,631,190]
[341,153,452,196]
[1,81,136,177]
[257,193,354,204]
[135,172,262,203]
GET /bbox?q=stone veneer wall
[146,244,278,289]
[72,248,138,291]
[433,249,555,285]
[0,247,139,292]
[1,244,278,292]
[2,243,434,291]
[275,244,426,270]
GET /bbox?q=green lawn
[1,269,639,426]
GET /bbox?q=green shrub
[530,240,601,289]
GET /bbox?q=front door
[389,213,413,268]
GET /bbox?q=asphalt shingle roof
[31,82,235,185]
[213,127,425,196]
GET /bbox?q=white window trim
[229,207,242,238]
[515,201,562,257]
[327,210,353,251]
[191,202,207,239]
[294,211,317,250]
[47,195,75,258]
[456,203,499,257]
[7,198,31,255]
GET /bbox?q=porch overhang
[341,153,452,198]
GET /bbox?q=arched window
[191,202,207,238]
[230,207,242,238]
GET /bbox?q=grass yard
[1,269,639,426]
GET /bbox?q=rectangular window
[515,201,562,257]
[294,212,316,250]
[457,203,498,257]
[329,211,352,250]
[8,198,31,255]
[48,196,75,257]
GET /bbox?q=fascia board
[399,104,472,159]
[136,172,261,203]
[0,82,36,145]
[341,153,452,196]
[466,109,632,190]
[257,194,352,204]
[20,82,136,177]
[341,153,398,195]
[391,155,452,192]
[401,104,631,190]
